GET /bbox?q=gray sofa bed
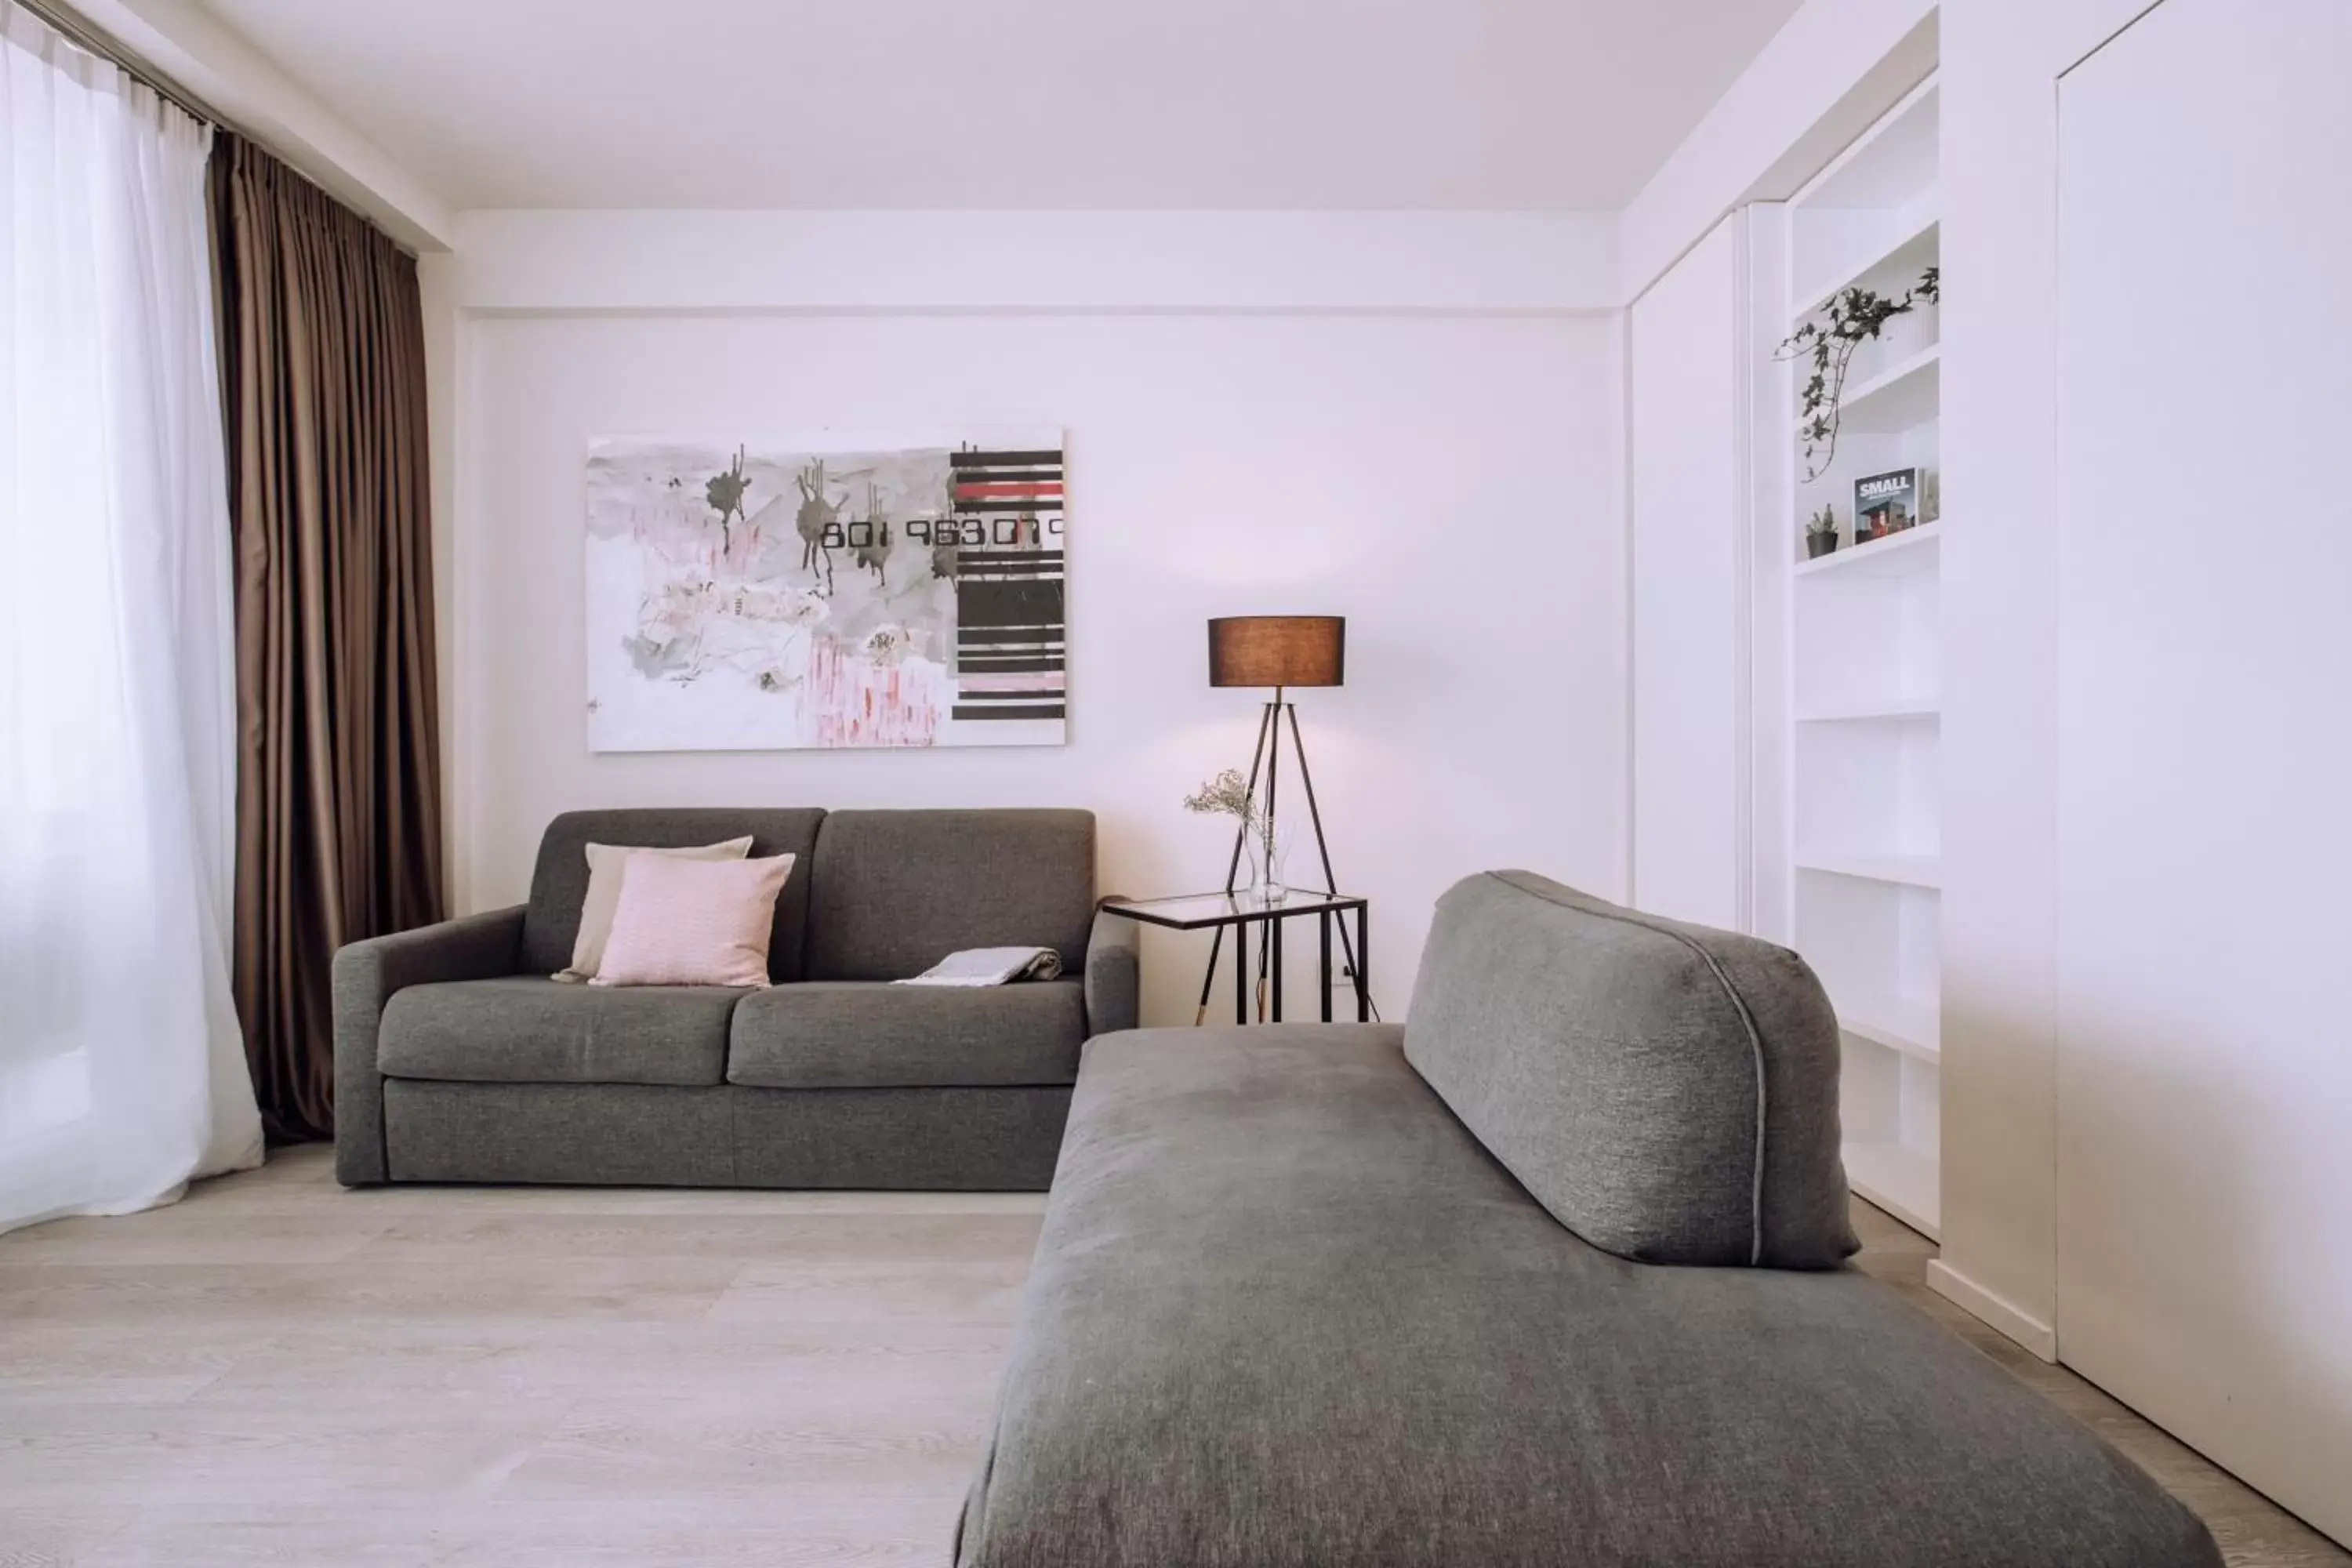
[332,807,1136,1190]
[956,870,2220,1567]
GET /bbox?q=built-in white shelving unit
[1781,73,1944,1239]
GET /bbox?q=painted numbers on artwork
[903,514,1065,548]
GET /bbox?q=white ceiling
[191,0,1800,212]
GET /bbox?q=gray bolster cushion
[1403,871,1857,1269]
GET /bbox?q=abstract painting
[584,432,1066,750]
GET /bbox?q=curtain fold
[1,2,263,1232]
[209,131,444,1142]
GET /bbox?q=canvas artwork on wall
[584,432,1066,751]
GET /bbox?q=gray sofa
[332,807,1137,1190]
[956,871,2220,1567]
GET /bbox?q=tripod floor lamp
[1197,615,1371,1022]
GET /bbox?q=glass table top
[1100,888,1367,930]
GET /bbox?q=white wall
[2051,0,2352,1541]
[1930,0,2155,1359]
[429,212,1627,1029]
[1628,216,1746,928]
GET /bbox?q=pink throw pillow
[590,851,796,989]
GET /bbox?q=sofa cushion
[518,808,826,981]
[804,809,1094,981]
[592,852,798,989]
[1404,870,1855,1269]
[728,979,1086,1089]
[378,976,739,1087]
[956,1025,2221,1568]
[556,835,753,982]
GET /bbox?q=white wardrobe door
[1628,216,1744,929]
[2055,0,2352,1543]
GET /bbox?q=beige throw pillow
[554,836,755,982]
[590,852,797,989]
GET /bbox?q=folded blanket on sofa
[895,946,1064,986]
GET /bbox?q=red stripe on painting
[954,482,1064,497]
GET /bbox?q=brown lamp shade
[1207,615,1345,688]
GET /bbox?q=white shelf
[1795,848,1944,890]
[1806,344,1940,435]
[1794,520,1942,579]
[1791,198,1940,324]
[1795,76,1939,212]
[1796,693,1940,722]
[1846,1139,1940,1240]
[1835,990,1941,1061]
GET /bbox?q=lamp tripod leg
[1256,686,1282,1022]
[1284,704,1377,1022]
[1194,700,1277,1026]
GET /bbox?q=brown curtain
[209,131,445,1142]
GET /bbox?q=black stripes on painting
[956,657,1065,673]
[951,444,1068,722]
[956,561,1064,579]
[958,578,1063,627]
[953,705,1066,721]
[950,449,1062,469]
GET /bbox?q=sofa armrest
[1082,903,1142,1037]
[331,906,525,1185]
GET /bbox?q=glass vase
[1243,817,1291,905]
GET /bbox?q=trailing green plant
[1780,266,1940,481]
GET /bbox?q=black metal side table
[1098,891,1370,1026]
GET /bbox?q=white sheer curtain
[1,2,262,1232]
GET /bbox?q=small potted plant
[1806,504,1839,559]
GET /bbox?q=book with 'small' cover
[1854,467,1922,543]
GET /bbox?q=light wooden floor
[1,1146,2342,1566]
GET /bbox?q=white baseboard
[1926,1259,2058,1363]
